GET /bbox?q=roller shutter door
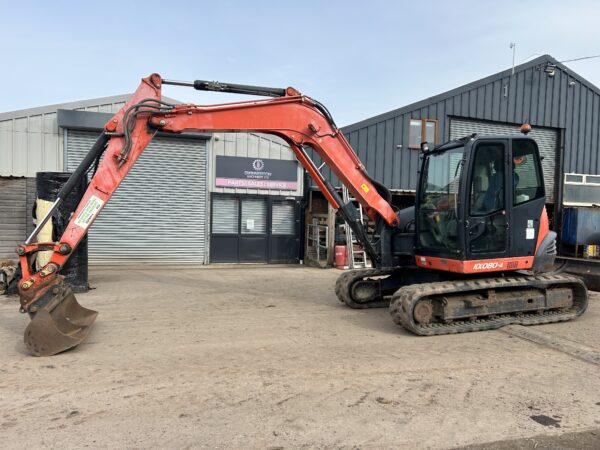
[66,130,208,265]
[271,201,295,235]
[450,118,558,202]
[0,178,26,260]
[0,177,35,261]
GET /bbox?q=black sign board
[215,156,298,190]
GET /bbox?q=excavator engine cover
[24,280,97,356]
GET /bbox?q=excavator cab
[415,134,551,273]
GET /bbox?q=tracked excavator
[16,73,587,356]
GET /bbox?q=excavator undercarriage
[336,268,587,335]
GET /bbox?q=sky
[2,0,600,126]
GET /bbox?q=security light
[543,63,556,77]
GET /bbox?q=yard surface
[0,266,599,449]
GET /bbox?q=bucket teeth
[24,287,97,356]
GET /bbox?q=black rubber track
[334,269,392,309]
[389,274,588,336]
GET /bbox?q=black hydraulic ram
[162,79,286,97]
[294,145,381,265]
[162,78,339,131]
[25,133,110,245]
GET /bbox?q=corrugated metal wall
[338,56,600,193]
[209,132,303,197]
[0,177,36,261]
[0,98,126,177]
[0,113,62,176]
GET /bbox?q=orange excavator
[16,74,587,356]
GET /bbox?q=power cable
[559,54,600,63]
[519,53,544,64]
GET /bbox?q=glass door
[466,141,509,259]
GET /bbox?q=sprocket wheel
[413,299,433,324]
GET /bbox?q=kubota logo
[472,262,504,270]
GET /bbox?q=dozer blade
[24,287,97,356]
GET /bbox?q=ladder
[341,186,372,269]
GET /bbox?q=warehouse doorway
[210,194,301,263]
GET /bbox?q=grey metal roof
[344,55,600,132]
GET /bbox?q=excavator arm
[17,73,399,356]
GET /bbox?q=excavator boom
[16,73,399,356]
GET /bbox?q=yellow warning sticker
[361,183,370,193]
[73,195,104,229]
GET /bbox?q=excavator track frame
[389,273,588,335]
[335,268,394,309]
[334,266,469,309]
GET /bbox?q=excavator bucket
[24,287,97,357]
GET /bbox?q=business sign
[215,156,298,190]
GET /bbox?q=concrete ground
[0,266,599,449]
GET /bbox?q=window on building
[563,173,600,206]
[409,119,438,149]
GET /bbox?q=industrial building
[0,96,303,265]
[346,54,599,206]
[306,54,600,264]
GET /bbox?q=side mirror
[420,142,430,153]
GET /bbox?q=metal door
[210,196,239,262]
[269,200,300,263]
[240,197,268,262]
[66,130,208,265]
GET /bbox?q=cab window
[468,142,507,254]
[470,143,505,216]
[418,146,463,250]
[512,139,544,205]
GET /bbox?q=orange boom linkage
[17,73,587,356]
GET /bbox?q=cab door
[465,140,510,260]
